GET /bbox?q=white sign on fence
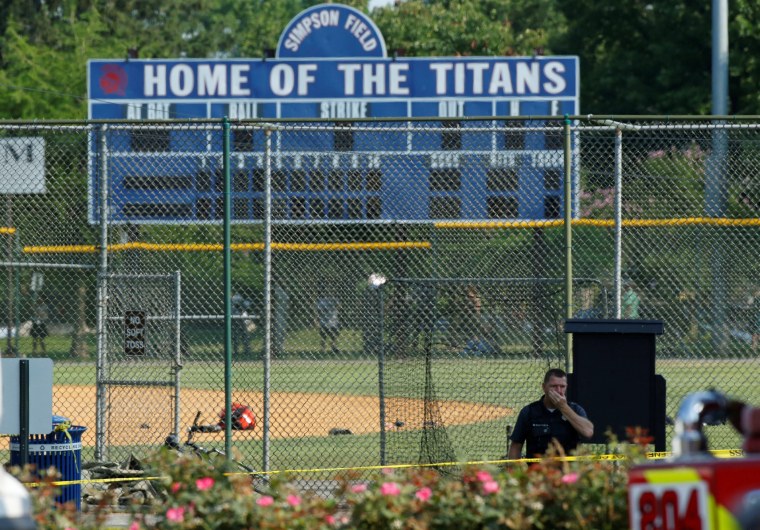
[0,359,53,435]
[0,137,46,194]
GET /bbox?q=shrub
[336,440,636,530]
[17,437,646,529]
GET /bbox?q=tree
[4,0,760,115]
[730,0,760,114]
[552,0,760,115]
[0,10,121,119]
[0,0,335,119]
[371,0,565,57]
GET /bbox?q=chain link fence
[0,117,758,485]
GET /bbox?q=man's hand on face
[546,389,567,409]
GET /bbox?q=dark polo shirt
[509,397,589,456]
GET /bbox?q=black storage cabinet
[564,319,666,451]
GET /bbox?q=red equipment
[628,392,760,529]
[218,403,256,430]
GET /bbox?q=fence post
[95,124,110,461]
[377,283,386,465]
[563,116,573,369]
[4,197,16,356]
[13,231,20,355]
[707,122,729,353]
[174,270,182,439]
[263,126,273,474]
[222,117,233,460]
[614,127,623,318]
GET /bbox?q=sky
[368,0,395,10]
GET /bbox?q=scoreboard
[87,3,578,224]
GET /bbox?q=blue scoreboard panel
[87,4,578,224]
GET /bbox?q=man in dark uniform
[508,368,594,458]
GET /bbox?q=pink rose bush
[165,506,185,522]
[194,477,214,491]
[333,442,636,530]
[350,483,368,494]
[481,480,500,494]
[286,494,302,507]
[18,437,643,529]
[380,481,402,496]
[415,487,432,502]
[256,495,274,507]
[561,472,580,484]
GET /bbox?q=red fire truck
[628,391,760,530]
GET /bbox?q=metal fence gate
[95,272,181,461]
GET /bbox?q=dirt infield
[54,385,512,448]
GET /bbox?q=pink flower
[256,496,274,507]
[415,487,432,501]
[195,477,215,491]
[482,480,500,494]
[380,482,401,496]
[350,483,368,494]
[129,522,140,530]
[325,515,336,525]
[476,470,493,483]
[562,472,579,484]
[166,506,186,522]
[286,494,302,507]
[170,482,181,493]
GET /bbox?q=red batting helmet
[218,403,256,430]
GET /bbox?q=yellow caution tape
[23,449,744,488]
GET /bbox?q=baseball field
[2,358,751,471]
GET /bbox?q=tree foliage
[372,0,565,57]
[730,0,760,114]
[550,0,712,114]
[0,0,330,118]
[2,0,760,117]
[0,8,120,118]
[551,0,760,114]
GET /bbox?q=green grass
[54,357,760,403]
[53,358,545,403]
[121,418,510,473]
[9,334,97,360]
[46,356,757,474]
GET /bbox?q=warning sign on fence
[124,310,147,356]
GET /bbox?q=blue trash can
[9,416,87,510]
